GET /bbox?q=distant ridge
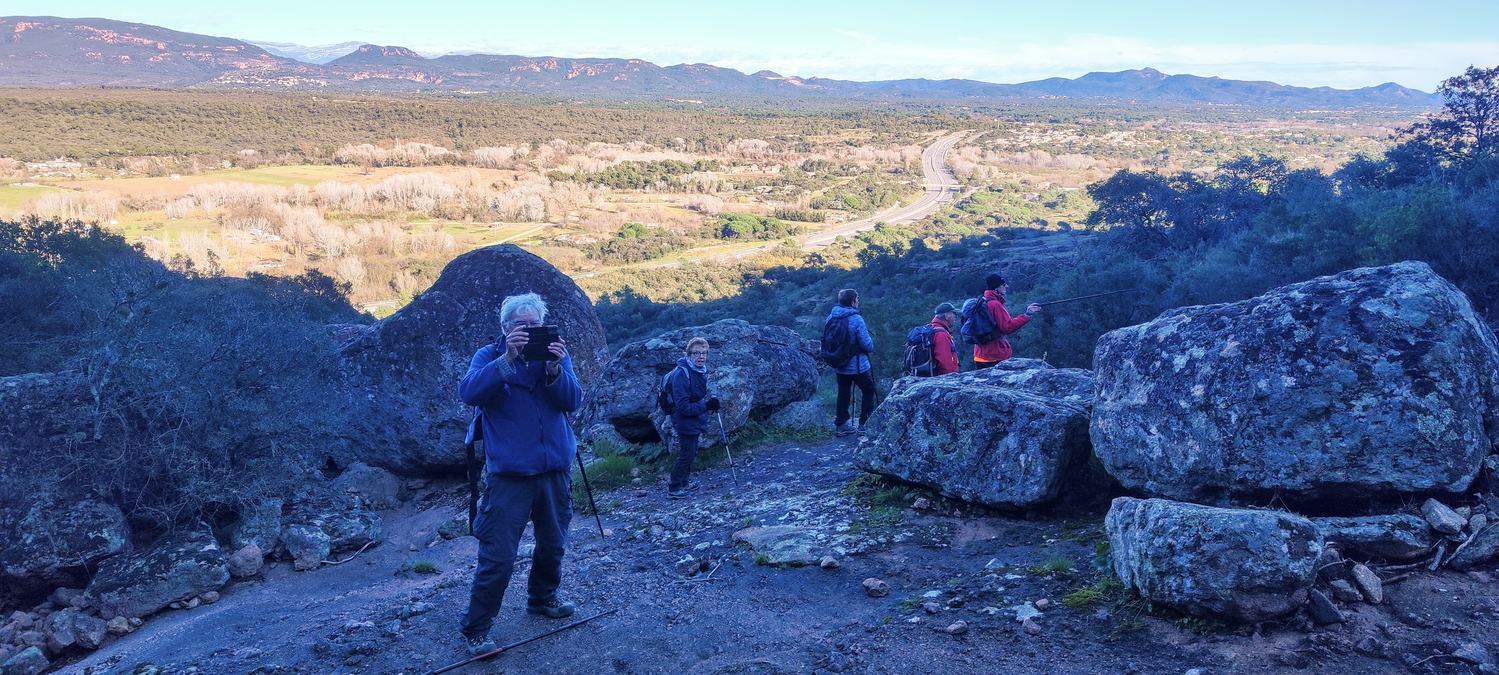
[0,16,1438,108]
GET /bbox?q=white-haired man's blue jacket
[459,344,583,475]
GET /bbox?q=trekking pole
[1035,288,1137,307]
[715,412,740,488]
[575,446,606,538]
[423,608,618,675]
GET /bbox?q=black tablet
[520,325,561,361]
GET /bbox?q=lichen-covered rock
[331,463,402,510]
[580,320,818,445]
[0,498,129,602]
[227,543,264,578]
[1093,262,1499,502]
[1,646,49,675]
[1106,497,1323,622]
[731,526,822,566]
[856,364,1094,508]
[338,243,607,472]
[1311,514,1436,562]
[280,487,381,571]
[83,524,229,620]
[227,498,282,555]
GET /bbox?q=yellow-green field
[0,183,65,212]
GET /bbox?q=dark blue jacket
[667,357,710,436]
[826,305,874,375]
[459,344,583,476]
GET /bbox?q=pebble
[1422,498,1466,534]
[922,602,942,615]
[409,544,418,551]
[1033,598,1052,611]
[106,617,131,636]
[819,556,840,570]
[185,597,201,610]
[946,597,965,609]
[1470,513,1489,532]
[1307,590,1345,625]
[911,498,931,510]
[1022,618,1043,635]
[1329,579,1363,603]
[922,590,942,599]
[200,591,219,604]
[943,620,968,635]
[861,578,890,598]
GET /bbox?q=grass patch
[732,419,826,449]
[753,553,770,566]
[0,183,64,211]
[404,560,439,575]
[1028,555,1076,577]
[573,439,658,513]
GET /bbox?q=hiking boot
[464,633,497,656]
[527,596,577,619]
[667,486,689,499]
[835,421,858,437]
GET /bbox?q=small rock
[1314,545,1346,581]
[922,602,941,614]
[1456,506,1473,519]
[630,467,641,478]
[862,578,890,598]
[1012,603,1042,622]
[408,544,418,552]
[634,489,648,497]
[1022,618,1043,635]
[819,556,840,570]
[1350,564,1382,604]
[10,611,34,628]
[943,620,968,635]
[228,543,264,578]
[1184,669,1206,675]
[199,591,220,604]
[184,596,201,610]
[44,609,78,653]
[169,601,184,610]
[1328,580,1362,603]
[47,588,84,608]
[1,647,49,675]
[1033,598,1052,611]
[912,498,931,510]
[106,617,131,636]
[436,513,469,540]
[128,617,143,627]
[1470,514,1489,532]
[1307,590,1345,625]
[17,630,45,648]
[1422,498,1466,535]
[1454,641,1494,667]
[73,613,107,649]
[946,596,965,609]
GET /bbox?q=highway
[800,130,966,248]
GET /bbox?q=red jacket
[929,317,959,375]
[973,289,1030,363]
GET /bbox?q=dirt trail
[67,435,1497,674]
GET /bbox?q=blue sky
[9,1,1498,90]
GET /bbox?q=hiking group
[450,271,1039,657]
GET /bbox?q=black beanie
[985,273,1007,290]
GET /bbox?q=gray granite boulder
[1311,514,1437,562]
[331,463,402,510]
[338,243,607,472]
[83,524,229,619]
[855,363,1094,508]
[579,320,819,445]
[1093,262,1499,503]
[1106,497,1323,622]
[227,498,283,555]
[767,399,828,431]
[0,498,128,602]
[280,488,381,570]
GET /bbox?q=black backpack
[903,326,936,376]
[820,314,858,369]
[656,366,683,415]
[960,296,1000,345]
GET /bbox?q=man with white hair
[457,292,583,655]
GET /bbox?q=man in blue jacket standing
[457,292,583,655]
[827,288,875,436]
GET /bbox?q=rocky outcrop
[1106,497,1323,622]
[279,488,381,571]
[579,320,819,444]
[1311,514,1437,562]
[338,243,607,472]
[83,524,229,620]
[856,363,1094,508]
[767,399,828,432]
[1093,262,1499,503]
[0,499,128,603]
[331,463,402,510]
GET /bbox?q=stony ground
[64,436,1499,674]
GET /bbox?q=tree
[1402,64,1499,165]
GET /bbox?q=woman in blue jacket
[666,337,718,499]
[826,288,875,436]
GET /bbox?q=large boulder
[579,320,819,445]
[227,498,283,555]
[83,524,229,620]
[0,498,128,603]
[1106,497,1323,622]
[331,463,402,510]
[279,487,381,570]
[1093,262,1499,503]
[338,244,607,472]
[855,363,1094,508]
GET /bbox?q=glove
[706,397,722,412]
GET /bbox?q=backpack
[903,326,936,376]
[820,314,858,369]
[656,366,683,415]
[960,296,1000,345]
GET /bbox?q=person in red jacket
[928,302,961,376]
[973,273,1041,369]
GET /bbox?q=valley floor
[68,437,1498,674]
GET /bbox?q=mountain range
[0,16,1438,108]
